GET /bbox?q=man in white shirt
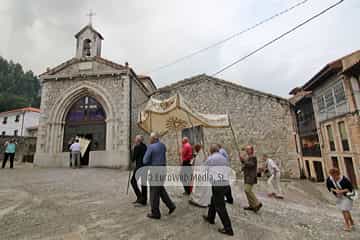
[69,139,81,169]
[263,154,283,199]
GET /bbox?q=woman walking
[326,168,355,231]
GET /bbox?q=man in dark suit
[131,135,148,206]
[143,132,176,219]
[239,145,262,212]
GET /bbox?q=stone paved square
[0,164,359,240]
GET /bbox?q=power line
[212,0,345,76]
[147,0,310,75]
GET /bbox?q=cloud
[0,0,358,97]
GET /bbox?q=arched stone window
[83,39,92,57]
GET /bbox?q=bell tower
[75,11,104,58]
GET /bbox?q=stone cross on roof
[86,10,96,26]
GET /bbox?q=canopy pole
[228,113,240,153]
[175,128,182,164]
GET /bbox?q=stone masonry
[154,74,299,177]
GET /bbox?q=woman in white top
[263,154,283,199]
[189,144,211,207]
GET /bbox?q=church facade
[34,24,154,168]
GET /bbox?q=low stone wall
[0,136,37,162]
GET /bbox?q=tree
[0,56,40,112]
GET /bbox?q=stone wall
[154,75,299,178]
[0,136,37,162]
[130,76,150,148]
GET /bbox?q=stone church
[34,23,155,168]
[35,23,298,177]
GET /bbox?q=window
[316,80,348,121]
[324,90,335,108]
[83,39,92,57]
[338,121,350,151]
[15,115,20,122]
[317,96,326,111]
[326,125,336,151]
[1,131,5,136]
[182,126,204,145]
[2,116,7,124]
[331,156,339,169]
[14,130,18,136]
[334,82,346,103]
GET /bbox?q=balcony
[298,119,317,137]
[302,145,322,157]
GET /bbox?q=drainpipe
[127,62,133,169]
[20,110,26,137]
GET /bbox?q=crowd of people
[129,133,291,236]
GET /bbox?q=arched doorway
[63,96,106,165]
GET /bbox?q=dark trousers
[150,184,175,218]
[181,161,192,194]
[2,153,15,168]
[131,168,147,204]
[208,185,233,232]
[225,185,234,204]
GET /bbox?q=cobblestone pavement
[0,163,359,240]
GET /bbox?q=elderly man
[239,145,263,213]
[69,139,81,169]
[181,137,193,195]
[203,144,234,236]
[143,132,176,219]
[217,144,233,204]
[131,135,147,205]
[263,154,283,199]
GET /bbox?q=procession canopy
[138,94,230,135]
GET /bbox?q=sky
[0,0,359,97]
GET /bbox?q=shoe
[134,202,147,207]
[243,206,255,212]
[168,206,176,215]
[202,215,215,224]
[254,203,263,213]
[147,214,160,220]
[218,228,234,236]
[275,195,284,200]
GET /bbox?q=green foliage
[0,56,40,112]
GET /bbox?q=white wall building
[0,107,40,137]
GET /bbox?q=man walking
[263,154,283,199]
[180,137,193,195]
[217,144,233,204]
[2,139,16,169]
[131,135,148,205]
[203,144,234,236]
[69,139,81,168]
[239,145,262,212]
[143,132,176,219]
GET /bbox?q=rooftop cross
[86,9,96,26]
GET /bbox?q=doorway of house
[313,161,325,182]
[344,157,358,188]
[305,160,312,179]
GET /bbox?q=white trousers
[267,173,283,196]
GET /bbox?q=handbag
[333,177,358,201]
[346,191,358,201]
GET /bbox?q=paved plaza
[0,163,359,240]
